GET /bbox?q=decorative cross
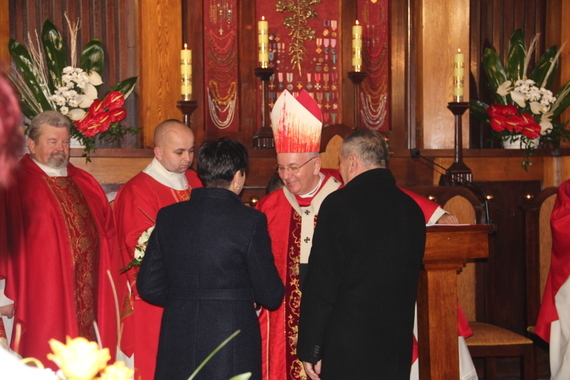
[304,210,311,215]
[304,237,311,243]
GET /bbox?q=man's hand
[437,213,459,224]
[303,360,322,380]
[0,303,14,318]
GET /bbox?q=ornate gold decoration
[276,0,320,75]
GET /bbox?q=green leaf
[469,99,490,123]
[229,374,252,380]
[530,46,558,89]
[188,330,241,380]
[41,19,67,90]
[505,29,526,82]
[550,82,570,120]
[80,39,104,74]
[108,76,138,99]
[482,48,508,105]
[8,38,54,113]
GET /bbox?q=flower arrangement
[8,333,251,380]
[470,29,570,169]
[120,225,155,272]
[8,16,138,159]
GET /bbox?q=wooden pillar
[139,0,183,148]
[414,0,469,149]
[0,0,9,65]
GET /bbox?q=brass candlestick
[439,102,472,185]
[177,100,198,129]
[348,71,367,130]
[253,67,275,149]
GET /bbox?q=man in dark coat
[137,138,284,380]
[297,130,426,380]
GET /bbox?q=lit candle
[181,43,192,100]
[258,16,269,68]
[352,20,363,72]
[453,49,465,102]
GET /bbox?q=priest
[0,111,121,369]
[113,119,202,379]
[257,90,457,380]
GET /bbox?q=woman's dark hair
[198,137,248,188]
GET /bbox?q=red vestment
[0,155,121,369]
[257,169,442,380]
[113,170,202,380]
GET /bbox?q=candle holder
[177,100,198,129]
[348,71,367,130]
[253,67,275,149]
[439,102,472,186]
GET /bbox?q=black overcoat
[297,168,426,379]
[138,187,284,380]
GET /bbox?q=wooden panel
[415,0,470,150]
[139,0,182,148]
[0,0,9,64]
[70,156,152,184]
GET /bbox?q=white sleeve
[0,279,14,307]
[427,206,447,225]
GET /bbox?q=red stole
[258,174,341,380]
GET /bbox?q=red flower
[88,99,104,115]
[487,104,518,118]
[505,115,524,133]
[103,91,125,111]
[521,123,541,139]
[108,108,127,123]
[74,112,112,137]
[490,115,507,132]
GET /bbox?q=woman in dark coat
[138,137,285,380]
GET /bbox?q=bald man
[114,119,202,380]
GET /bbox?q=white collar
[299,172,325,198]
[31,157,68,177]
[142,157,188,191]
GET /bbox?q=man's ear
[154,146,162,160]
[349,154,358,172]
[27,138,36,155]
[312,155,322,175]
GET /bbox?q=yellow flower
[99,361,134,380]
[47,336,111,380]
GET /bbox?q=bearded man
[0,111,121,369]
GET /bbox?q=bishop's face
[28,124,70,169]
[276,152,321,195]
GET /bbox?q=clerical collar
[31,157,68,177]
[143,157,188,191]
[299,172,325,198]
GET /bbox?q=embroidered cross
[304,237,311,243]
[304,210,311,215]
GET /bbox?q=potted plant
[471,29,570,169]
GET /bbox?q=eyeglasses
[276,156,317,174]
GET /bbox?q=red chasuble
[536,180,570,345]
[0,155,121,369]
[113,170,202,380]
[257,169,442,380]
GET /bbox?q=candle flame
[356,20,360,25]
[457,48,461,53]
[261,16,265,21]
[184,43,188,49]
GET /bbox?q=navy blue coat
[138,187,284,380]
[297,168,426,379]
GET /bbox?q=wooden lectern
[417,225,492,379]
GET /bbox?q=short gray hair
[28,111,70,143]
[341,130,389,168]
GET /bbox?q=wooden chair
[523,187,558,334]
[408,185,537,380]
